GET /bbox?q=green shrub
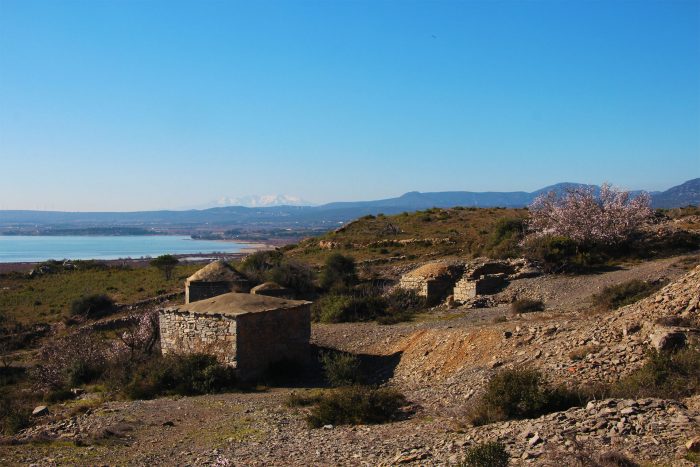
[238,250,284,283]
[66,359,104,386]
[510,299,545,314]
[468,369,585,425]
[378,288,427,324]
[70,294,115,319]
[320,351,363,387]
[460,442,509,467]
[306,386,407,428]
[320,253,358,291]
[592,280,662,311]
[521,236,579,273]
[312,294,387,323]
[267,260,315,295]
[0,392,30,435]
[123,354,237,399]
[612,348,700,400]
[486,218,525,259]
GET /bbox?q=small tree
[150,255,179,280]
[528,184,652,245]
[320,253,357,290]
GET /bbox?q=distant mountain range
[1,179,697,232]
[193,194,314,209]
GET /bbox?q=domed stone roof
[403,262,451,280]
[185,260,247,284]
[169,292,310,317]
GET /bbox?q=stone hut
[250,282,291,299]
[159,292,311,380]
[453,259,542,303]
[399,263,459,305]
[185,260,251,304]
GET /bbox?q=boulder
[686,437,700,453]
[650,328,687,351]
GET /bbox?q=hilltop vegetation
[284,205,700,273]
[285,207,529,267]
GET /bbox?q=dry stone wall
[159,311,237,365]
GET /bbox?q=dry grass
[0,264,199,325]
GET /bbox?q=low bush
[521,235,580,273]
[467,369,586,426]
[0,392,31,435]
[312,294,386,323]
[378,288,427,324]
[319,253,358,291]
[238,250,283,283]
[592,280,662,311]
[267,260,316,296]
[123,354,237,400]
[460,441,509,467]
[510,299,544,314]
[312,287,426,324]
[70,294,115,319]
[320,351,362,387]
[612,348,700,400]
[306,385,407,428]
[486,217,526,259]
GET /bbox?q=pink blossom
[527,184,652,244]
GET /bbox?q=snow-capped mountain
[213,194,314,208]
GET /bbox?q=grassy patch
[592,279,663,311]
[0,264,199,324]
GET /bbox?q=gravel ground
[3,254,699,466]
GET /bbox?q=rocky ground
[2,254,699,466]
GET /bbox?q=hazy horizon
[1,1,699,211]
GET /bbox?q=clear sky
[1,0,699,211]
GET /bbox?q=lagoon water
[0,236,249,263]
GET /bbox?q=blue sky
[0,0,698,211]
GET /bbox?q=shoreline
[0,242,273,274]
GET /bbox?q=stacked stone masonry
[159,293,311,381]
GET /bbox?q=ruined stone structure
[453,274,507,302]
[160,292,311,380]
[250,282,291,298]
[399,263,460,305]
[185,260,251,304]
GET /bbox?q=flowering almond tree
[527,184,652,245]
